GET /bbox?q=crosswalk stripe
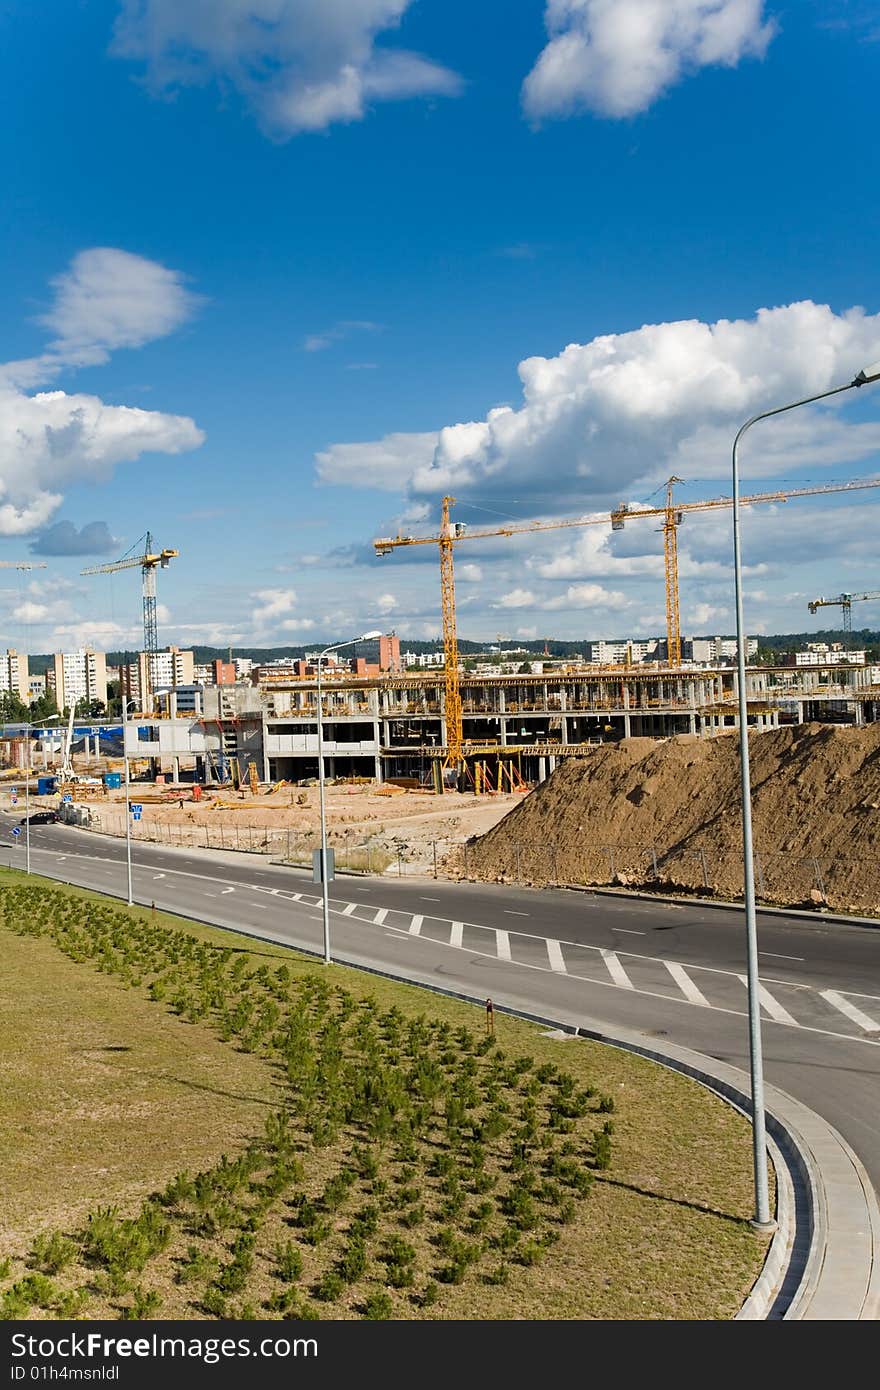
[546,939,567,973]
[495,929,511,961]
[342,902,357,916]
[450,921,463,949]
[820,989,880,1033]
[738,976,797,1025]
[374,908,388,925]
[665,960,710,1007]
[408,914,423,936]
[600,948,634,989]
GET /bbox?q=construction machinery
[807,589,880,632]
[81,533,178,707]
[0,561,47,571]
[375,478,880,773]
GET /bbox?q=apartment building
[48,648,107,710]
[0,649,30,703]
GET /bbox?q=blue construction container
[103,772,121,789]
[37,776,57,796]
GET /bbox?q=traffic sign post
[131,804,142,822]
[12,826,21,838]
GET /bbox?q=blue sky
[1,0,879,654]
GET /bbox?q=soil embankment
[454,724,880,915]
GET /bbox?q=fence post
[397,850,402,877]
[812,857,826,898]
[205,825,209,849]
[433,840,437,879]
[606,845,616,880]
[650,842,658,877]
[552,847,559,886]
[287,827,291,862]
[514,843,521,880]
[464,842,470,877]
[697,848,709,889]
[754,851,766,899]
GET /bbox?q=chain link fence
[72,811,872,909]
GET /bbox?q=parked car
[20,811,59,825]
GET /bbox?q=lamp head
[854,361,880,387]
[358,630,383,641]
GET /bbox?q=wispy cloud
[303,320,382,353]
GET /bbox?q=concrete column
[688,713,696,734]
[173,755,180,782]
[548,754,556,774]
[500,717,508,747]
[538,756,547,782]
[561,715,569,745]
[374,753,382,782]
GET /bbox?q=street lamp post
[24,722,30,876]
[731,359,880,1230]
[315,630,383,964]
[123,699,137,906]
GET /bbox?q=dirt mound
[455,725,880,914]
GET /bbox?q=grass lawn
[0,870,772,1320]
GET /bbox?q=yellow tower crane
[374,478,880,776]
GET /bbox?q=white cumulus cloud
[111,1,462,136]
[523,0,777,121]
[323,302,880,523]
[0,248,204,536]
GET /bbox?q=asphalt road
[6,816,880,1200]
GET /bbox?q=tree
[0,691,28,723]
[29,691,59,723]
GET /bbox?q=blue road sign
[10,787,17,795]
[132,810,142,821]
[10,795,17,805]
[12,826,21,837]
[62,793,72,803]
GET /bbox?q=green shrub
[315,1271,344,1302]
[29,1231,77,1274]
[363,1291,393,1319]
[275,1242,303,1283]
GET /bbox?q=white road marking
[342,902,357,916]
[504,909,528,916]
[450,921,463,949]
[495,929,511,961]
[420,896,440,902]
[600,948,634,989]
[738,976,798,1025]
[761,951,805,962]
[409,914,423,936]
[820,990,880,1033]
[153,873,165,880]
[374,908,388,925]
[665,960,710,1007]
[220,887,235,895]
[611,927,646,935]
[546,939,567,973]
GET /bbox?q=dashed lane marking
[738,976,798,1026]
[546,939,567,973]
[665,960,710,1007]
[611,927,646,935]
[761,951,805,962]
[153,874,165,880]
[600,948,634,990]
[504,910,528,917]
[820,989,880,1034]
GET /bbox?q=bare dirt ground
[79,781,524,870]
[454,724,880,914]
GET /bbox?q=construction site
[4,480,880,906]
